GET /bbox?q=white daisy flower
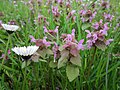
[1,24,19,34]
[12,46,39,60]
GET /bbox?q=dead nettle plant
[28,22,113,82]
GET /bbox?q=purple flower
[36,38,51,49]
[85,30,92,38]
[77,39,84,50]
[87,40,93,49]
[93,22,99,30]
[103,23,109,31]
[101,1,110,9]
[79,10,86,16]
[67,10,76,20]
[54,26,59,33]
[104,13,113,21]
[42,37,51,47]
[29,35,36,42]
[52,6,60,17]
[52,43,60,62]
[92,33,98,43]
[100,29,107,36]
[71,29,75,36]
[43,26,48,33]
[105,39,113,45]
[62,42,79,57]
[92,19,103,30]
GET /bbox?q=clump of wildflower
[52,6,60,18]
[35,37,51,49]
[61,29,77,43]
[58,29,84,68]
[29,35,52,59]
[101,0,110,9]
[85,20,113,50]
[92,19,109,33]
[104,13,114,22]
[67,10,76,22]
[79,9,97,22]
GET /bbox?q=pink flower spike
[29,35,36,42]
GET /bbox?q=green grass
[0,0,120,90]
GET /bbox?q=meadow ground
[0,0,120,90]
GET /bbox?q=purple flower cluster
[61,29,84,57]
[79,9,97,22]
[29,35,51,50]
[86,20,113,50]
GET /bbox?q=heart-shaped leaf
[66,64,79,82]
[70,55,81,67]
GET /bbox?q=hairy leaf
[66,64,79,82]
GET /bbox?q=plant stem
[22,61,27,90]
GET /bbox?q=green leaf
[49,61,57,68]
[46,49,53,55]
[38,49,53,59]
[31,53,40,62]
[58,50,69,69]
[66,64,79,82]
[21,61,26,69]
[21,61,31,69]
[27,60,31,66]
[58,57,68,69]
[37,49,46,59]
[70,55,81,67]
[39,59,47,62]
[61,50,69,59]
[82,23,91,30]
[0,38,5,44]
